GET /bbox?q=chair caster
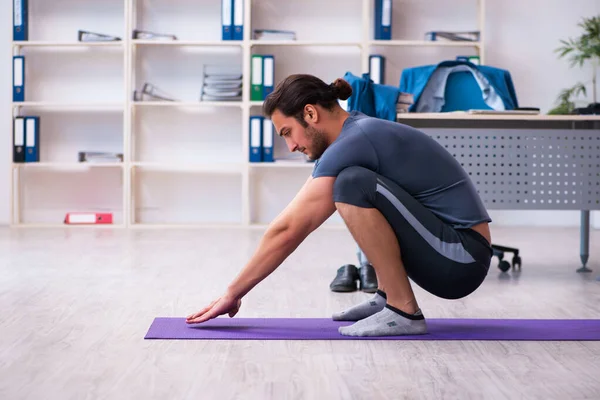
[492,244,522,272]
[512,255,522,269]
[498,260,511,272]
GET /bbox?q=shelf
[250,40,362,47]
[12,102,124,110]
[12,162,124,169]
[9,0,489,228]
[128,222,336,230]
[12,223,125,229]
[12,41,123,47]
[12,40,478,49]
[250,161,315,168]
[369,40,481,47]
[128,222,252,229]
[132,40,243,47]
[11,40,478,49]
[131,162,243,174]
[132,101,243,108]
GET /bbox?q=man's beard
[304,125,329,160]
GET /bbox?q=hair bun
[331,78,353,101]
[329,82,339,97]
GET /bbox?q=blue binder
[233,0,244,40]
[222,0,233,40]
[25,116,40,163]
[262,55,274,99]
[13,55,25,102]
[13,0,28,41]
[249,116,263,162]
[374,0,392,40]
[369,55,385,84]
[262,118,274,162]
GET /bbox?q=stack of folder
[78,30,121,42]
[201,65,243,102]
[250,55,275,101]
[426,31,480,42]
[396,93,414,113]
[78,152,123,163]
[249,116,274,162]
[221,0,244,41]
[13,116,40,163]
[132,29,177,41]
[252,29,296,41]
[133,83,178,102]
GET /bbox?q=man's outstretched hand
[186,294,242,324]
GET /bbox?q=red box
[64,212,113,225]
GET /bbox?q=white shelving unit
[10,0,485,228]
[13,42,125,47]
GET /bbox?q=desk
[396,113,600,272]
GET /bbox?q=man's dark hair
[262,74,352,127]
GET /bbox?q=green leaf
[553,83,587,113]
[548,102,574,115]
[556,15,600,67]
[572,82,587,97]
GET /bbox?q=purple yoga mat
[144,317,600,341]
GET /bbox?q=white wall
[1,0,599,227]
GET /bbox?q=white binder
[262,118,274,162]
[369,55,385,84]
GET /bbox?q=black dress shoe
[359,263,378,293]
[330,264,359,292]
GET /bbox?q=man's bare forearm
[226,218,308,299]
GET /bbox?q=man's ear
[304,104,319,124]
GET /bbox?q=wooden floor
[0,225,599,400]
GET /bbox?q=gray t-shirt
[312,111,491,229]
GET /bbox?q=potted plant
[549,16,600,115]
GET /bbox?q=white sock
[338,305,427,337]
[332,290,386,321]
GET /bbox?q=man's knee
[333,166,376,208]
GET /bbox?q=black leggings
[333,166,492,300]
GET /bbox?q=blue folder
[13,0,28,41]
[262,118,274,162]
[13,55,25,102]
[262,55,274,99]
[374,0,392,40]
[249,116,263,162]
[25,116,40,163]
[222,0,233,40]
[233,0,244,40]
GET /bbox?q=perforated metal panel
[427,129,600,210]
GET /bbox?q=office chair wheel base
[512,255,522,269]
[576,265,592,273]
[492,244,520,273]
[498,260,511,272]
